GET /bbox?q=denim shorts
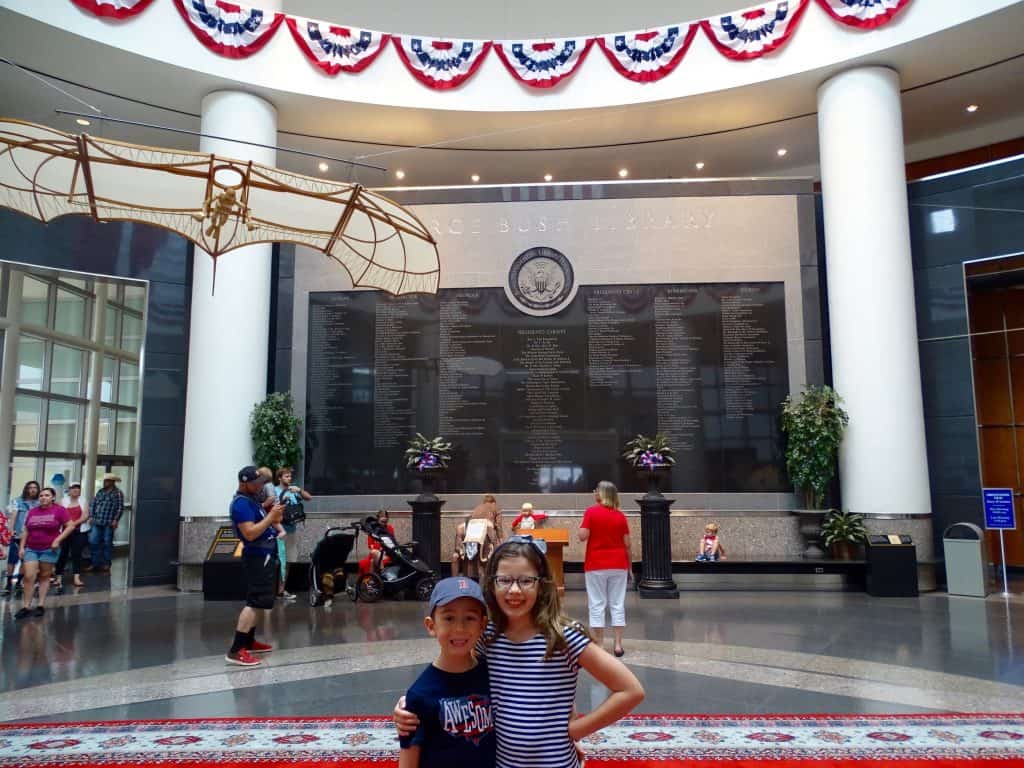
[22,548,59,565]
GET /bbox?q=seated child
[510,502,547,531]
[399,577,495,768]
[696,522,726,562]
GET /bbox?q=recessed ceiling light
[543,173,553,182]
[777,148,788,157]
[395,170,405,180]
[618,168,629,178]
[318,161,329,172]
[695,162,705,170]
[471,174,480,183]
[966,104,979,113]
[76,118,91,126]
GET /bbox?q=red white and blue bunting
[814,0,911,29]
[286,17,389,75]
[67,0,912,82]
[69,0,156,18]
[172,0,284,59]
[392,36,492,90]
[597,25,698,83]
[493,37,594,89]
[702,0,811,60]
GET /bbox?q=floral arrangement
[622,433,676,470]
[404,433,452,471]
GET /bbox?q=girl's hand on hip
[393,696,419,736]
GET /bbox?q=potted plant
[820,509,868,560]
[780,385,849,510]
[251,392,302,470]
[405,433,452,500]
[622,433,676,497]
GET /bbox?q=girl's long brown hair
[482,540,588,659]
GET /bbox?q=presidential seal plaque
[505,247,577,316]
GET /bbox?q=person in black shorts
[226,465,284,667]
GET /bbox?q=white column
[180,90,277,515]
[817,66,931,516]
[0,271,24,505]
[82,282,108,506]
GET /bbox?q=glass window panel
[115,411,137,455]
[60,277,88,291]
[46,400,81,453]
[21,277,49,327]
[9,456,39,505]
[50,344,84,397]
[120,313,143,354]
[118,362,139,406]
[13,395,42,450]
[43,458,76,497]
[105,306,118,348]
[55,289,86,336]
[124,285,146,312]
[101,356,117,402]
[16,335,45,390]
[98,407,115,454]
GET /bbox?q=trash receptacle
[943,523,988,597]
[866,535,918,597]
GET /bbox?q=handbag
[282,500,306,527]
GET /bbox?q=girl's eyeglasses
[492,575,542,592]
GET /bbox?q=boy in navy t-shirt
[399,577,495,768]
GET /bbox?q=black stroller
[307,525,358,607]
[352,516,439,603]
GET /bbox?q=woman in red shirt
[578,480,631,657]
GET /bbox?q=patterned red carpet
[2,714,1023,766]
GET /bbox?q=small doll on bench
[696,522,726,562]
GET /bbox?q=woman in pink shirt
[16,487,72,620]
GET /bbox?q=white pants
[585,569,628,628]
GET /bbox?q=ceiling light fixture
[777,148,788,157]
[966,104,979,113]
[618,168,629,178]
[318,162,329,172]
[695,162,705,170]
[395,170,405,180]
[543,173,553,182]
[76,118,91,126]
[471,174,480,183]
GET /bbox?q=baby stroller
[352,516,438,603]
[307,525,357,607]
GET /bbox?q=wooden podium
[518,528,570,594]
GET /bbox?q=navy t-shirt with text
[229,494,277,556]
[399,660,495,768]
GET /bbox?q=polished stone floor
[1,579,1022,723]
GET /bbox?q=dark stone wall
[0,211,191,586]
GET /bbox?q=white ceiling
[1,4,1023,187]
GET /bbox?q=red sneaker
[248,639,274,654]
[225,648,262,667]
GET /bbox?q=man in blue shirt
[226,465,284,667]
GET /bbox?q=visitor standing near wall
[89,474,123,573]
[15,487,72,619]
[55,482,90,589]
[3,480,39,596]
[579,481,631,657]
[225,465,283,667]
[274,466,311,600]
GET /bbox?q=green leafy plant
[820,509,868,548]
[780,385,849,509]
[405,433,452,471]
[622,433,676,470]
[250,392,302,471]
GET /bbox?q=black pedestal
[637,494,679,599]
[408,496,445,573]
[866,541,918,597]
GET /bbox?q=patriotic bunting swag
[597,25,698,83]
[286,17,389,74]
[702,0,811,60]
[392,36,492,90]
[172,0,284,59]
[69,0,156,19]
[494,37,594,89]
[814,0,911,28]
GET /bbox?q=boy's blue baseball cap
[429,577,487,613]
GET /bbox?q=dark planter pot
[635,465,672,500]
[830,541,857,561]
[412,467,446,502]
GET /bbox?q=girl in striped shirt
[397,536,644,767]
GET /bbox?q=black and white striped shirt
[481,624,590,768]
